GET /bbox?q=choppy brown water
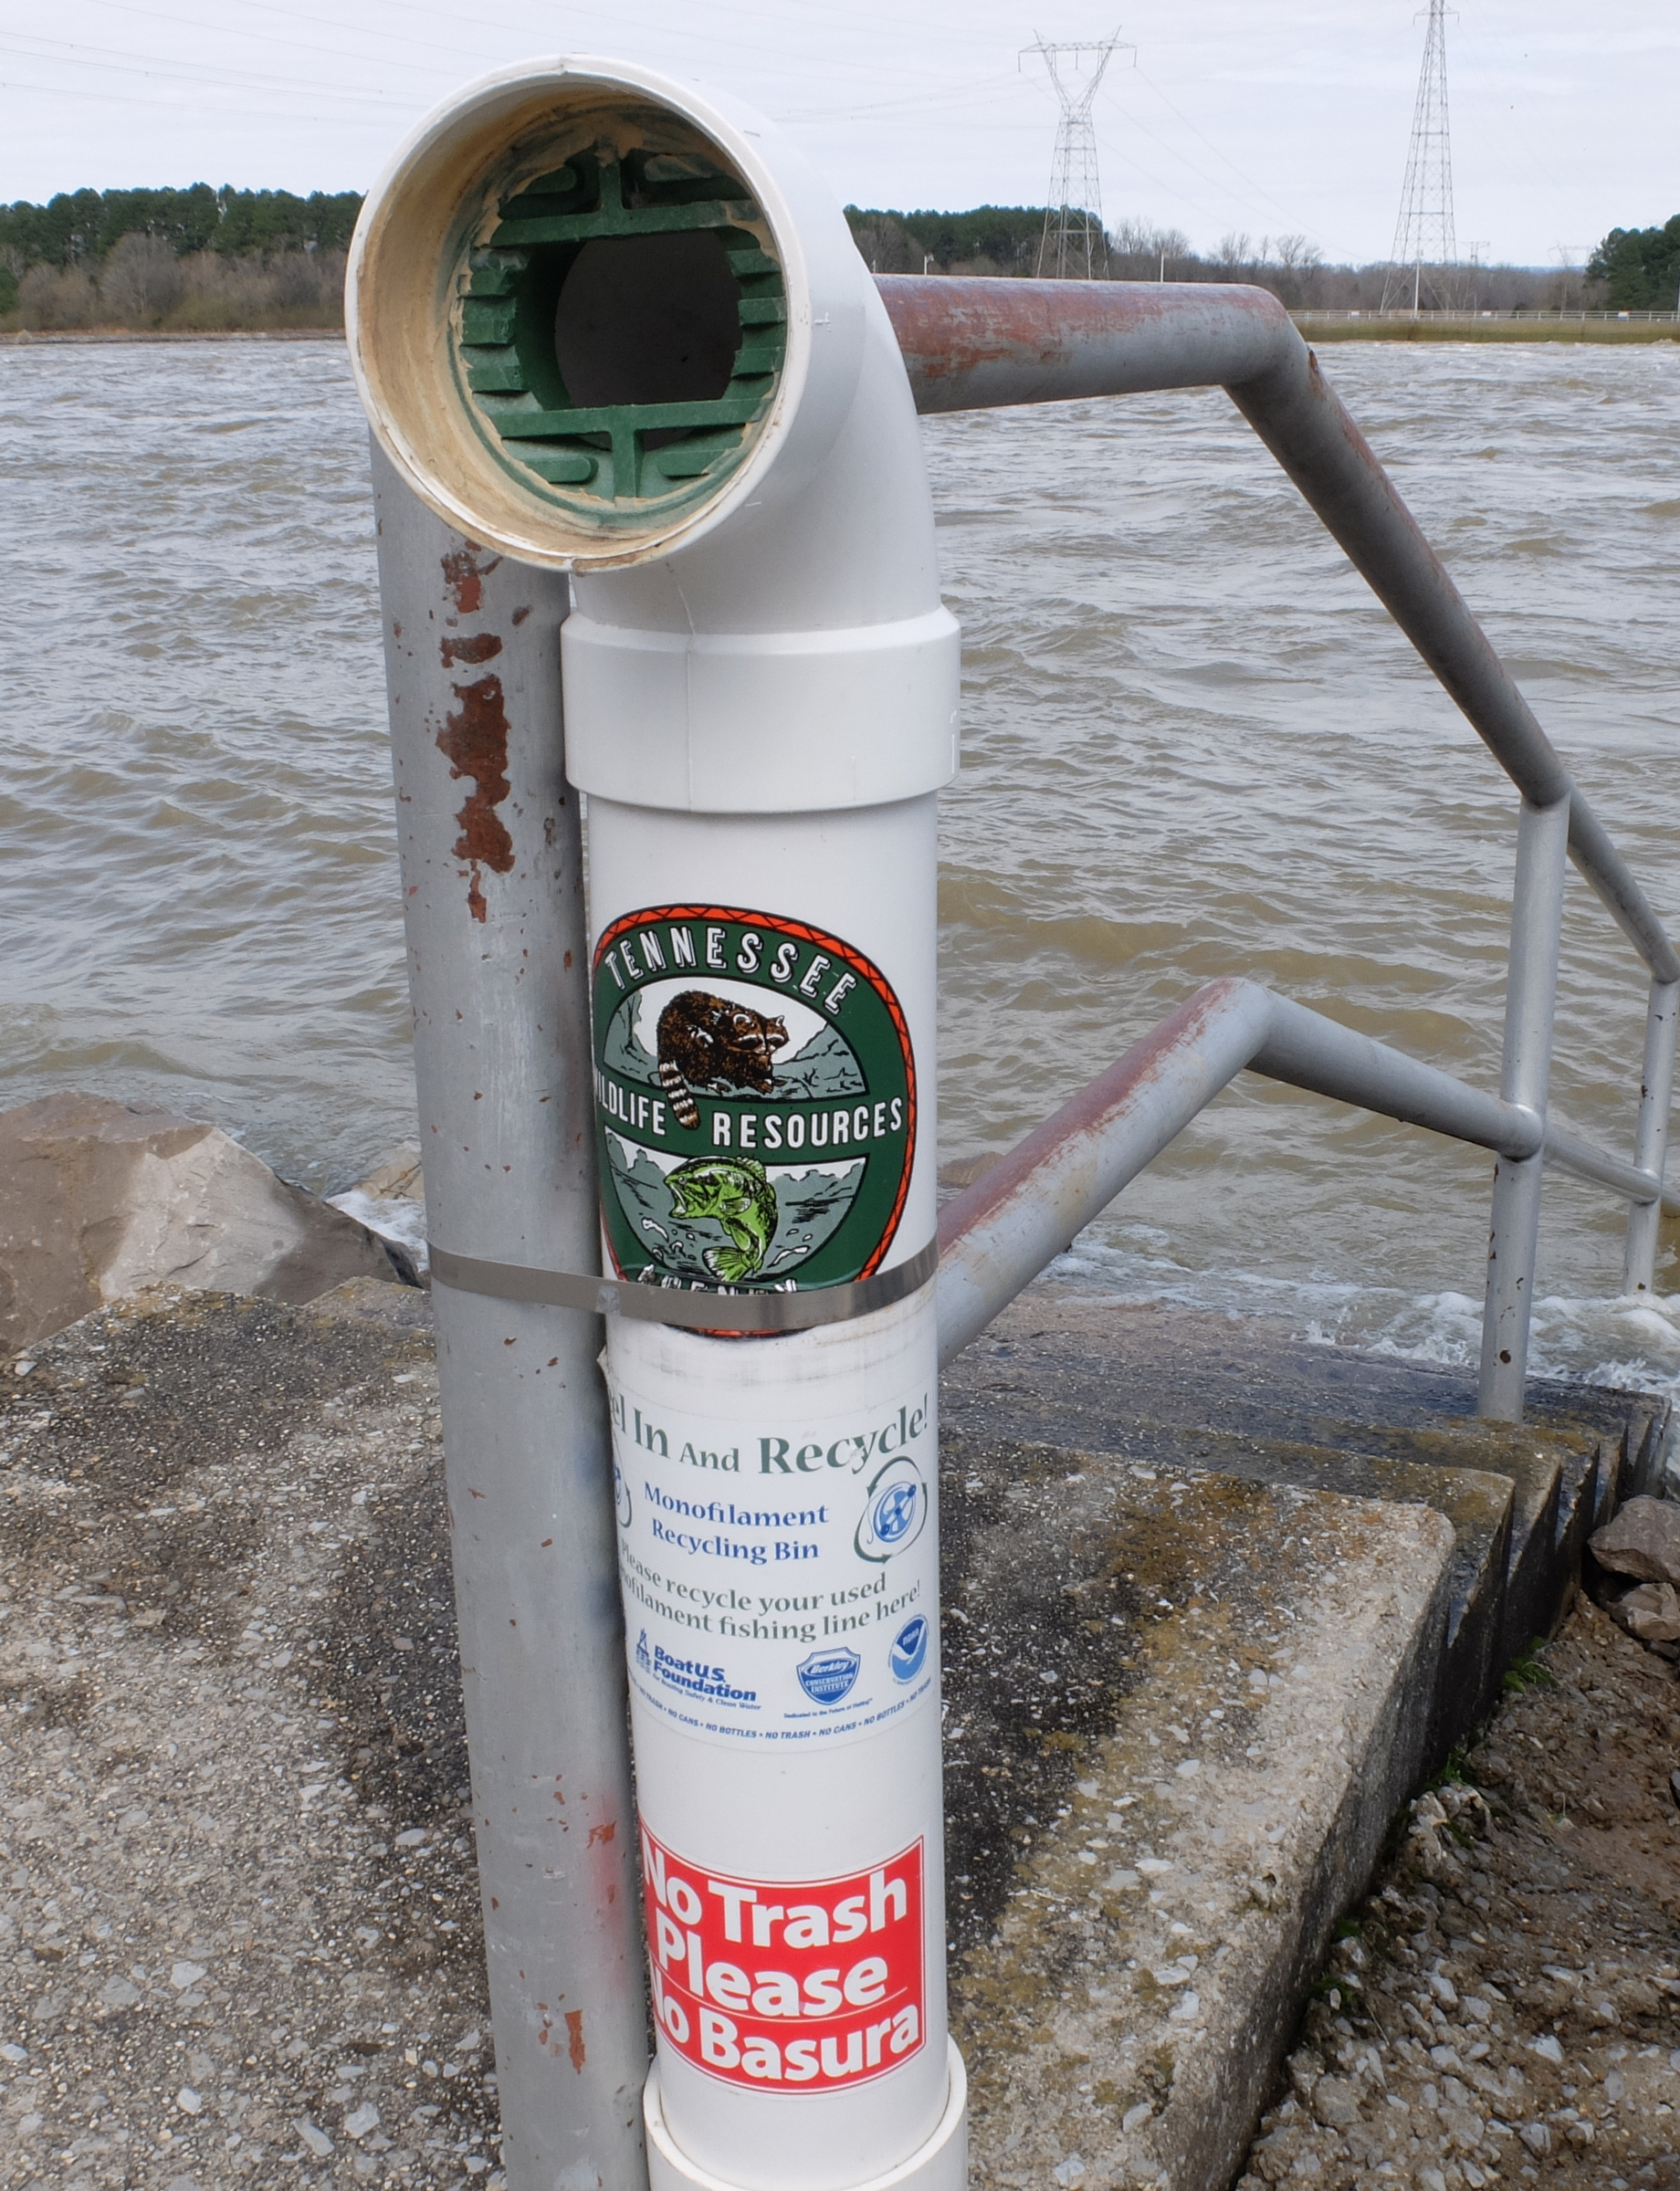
[2,336,1677,1384]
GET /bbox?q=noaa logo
[854,1455,927,1565]
[614,1461,632,1530]
[888,1617,929,1683]
[796,1647,861,1705]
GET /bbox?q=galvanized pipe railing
[878,275,1680,988]
[1480,799,1570,1414]
[882,275,1679,1413]
[935,976,1680,1370]
[1625,980,1680,1296]
[370,449,647,2191]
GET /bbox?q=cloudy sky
[1,0,1675,266]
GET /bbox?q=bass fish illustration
[667,1157,779,1284]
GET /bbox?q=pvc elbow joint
[347,55,959,815]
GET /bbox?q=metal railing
[877,275,1680,1421]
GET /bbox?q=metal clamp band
[426,1237,939,1332]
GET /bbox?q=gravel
[1235,1591,1680,2191]
[0,1287,502,2191]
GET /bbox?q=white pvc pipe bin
[349,56,965,2191]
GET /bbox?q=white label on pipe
[608,1376,937,1745]
[642,1820,926,2090]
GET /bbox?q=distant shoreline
[4,316,1675,351]
[0,326,340,345]
[1297,316,1678,345]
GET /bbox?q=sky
[0,0,1675,267]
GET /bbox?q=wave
[1048,1232,1680,1400]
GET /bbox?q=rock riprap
[0,1092,417,1352]
[1235,1594,1680,2191]
[1591,1498,1680,1652]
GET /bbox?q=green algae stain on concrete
[938,1437,1456,2191]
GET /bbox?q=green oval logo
[593,906,916,1294]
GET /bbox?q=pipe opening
[555,232,742,438]
[451,134,786,520]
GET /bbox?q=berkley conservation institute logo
[796,1647,861,1705]
[593,907,915,1294]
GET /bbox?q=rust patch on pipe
[875,273,1292,409]
[440,545,499,615]
[565,2009,586,2072]
[436,676,514,922]
[587,1819,615,1847]
[441,632,503,667]
[938,979,1251,1251]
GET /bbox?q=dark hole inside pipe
[554,232,741,447]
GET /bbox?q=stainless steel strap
[427,1237,940,1332]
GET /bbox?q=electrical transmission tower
[1024,30,1132,280]
[1381,0,1459,313]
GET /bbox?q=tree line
[1586,218,1680,312]
[846,206,1675,313]
[0,184,362,326]
[1,181,1674,328]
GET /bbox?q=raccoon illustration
[656,990,788,1129]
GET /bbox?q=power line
[1103,88,1293,233]
[773,71,1024,124]
[1024,28,1132,279]
[0,71,397,123]
[0,32,411,105]
[1129,63,1318,240]
[54,2,453,83]
[1382,0,1459,313]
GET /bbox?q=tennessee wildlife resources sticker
[593,905,916,1294]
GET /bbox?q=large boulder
[1605,1578,1680,1645]
[0,1091,419,1354]
[1590,1494,1680,1590]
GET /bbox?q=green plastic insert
[453,143,787,526]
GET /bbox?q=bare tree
[1267,235,1326,306]
[98,234,184,327]
[18,262,97,329]
[847,214,921,275]
[1107,218,1193,279]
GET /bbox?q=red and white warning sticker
[642,1821,925,2091]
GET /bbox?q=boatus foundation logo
[593,906,915,1293]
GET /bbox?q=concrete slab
[938,1435,1457,2191]
[0,1290,499,2188]
[940,1289,1639,1757]
[3,1281,1656,2191]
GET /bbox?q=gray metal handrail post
[878,276,1680,988]
[935,973,1678,1369]
[878,275,1679,1370]
[369,446,650,2191]
[1479,797,1570,1420]
[1624,977,1680,1295]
